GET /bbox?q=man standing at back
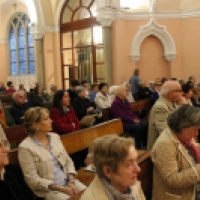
[130,69,140,99]
[147,80,182,150]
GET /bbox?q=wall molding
[130,18,176,63]
[119,8,200,20]
[0,39,8,44]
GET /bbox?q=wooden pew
[102,98,151,121]
[4,125,28,145]
[61,119,123,154]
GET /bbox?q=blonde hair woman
[18,107,86,200]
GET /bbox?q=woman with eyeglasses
[18,107,86,200]
[80,135,145,200]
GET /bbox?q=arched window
[60,0,105,89]
[9,13,35,75]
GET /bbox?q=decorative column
[96,4,120,86]
[30,25,45,87]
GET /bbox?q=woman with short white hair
[111,86,148,149]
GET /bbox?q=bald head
[160,80,182,103]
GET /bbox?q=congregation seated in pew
[80,135,145,200]
[50,90,80,134]
[18,107,86,200]
[0,136,40,200]
[151,105,200,200]
[111,86,148,149]
[9,90,31,125]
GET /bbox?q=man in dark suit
[9,91,30,124]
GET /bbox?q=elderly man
[0,137,39,199]
[9,91,30,125]
[147,80,182,150]
[47,84,57,101]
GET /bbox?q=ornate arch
[130,18,176,63]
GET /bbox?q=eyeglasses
[0,140,9,149]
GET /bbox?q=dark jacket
[28,95,44,107]
[151,90,159,105]
[191,97,200,107]
[137,86,152,100]
[50,108,80,134]
[0,164,39,200]
[110,96,138,125]
[72,97,95,120]
[68,89,78,103]
[9,103,30,125]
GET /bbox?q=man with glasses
[9,91,31,125]
[147,80,182,150]
[0,137,40,199]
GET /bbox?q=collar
[30,133,51,149]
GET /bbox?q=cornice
[119,8,200,20]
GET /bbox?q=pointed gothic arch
[130,18,176,63]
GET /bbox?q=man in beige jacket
[147,80,182,150]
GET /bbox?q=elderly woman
[122,81,135,103]
[18,107,86,200]
[80,135,145,200]
[151,104,200,200]
[111,86,148,149]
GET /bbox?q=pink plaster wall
[0,44,9,84]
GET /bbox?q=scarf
[100,177,135,200]
[0,111,7,129]
[177,134,200,163]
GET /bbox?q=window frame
[8,12,35,76]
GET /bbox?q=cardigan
[110,96,138,125]
[50,108,80,134]
[18,133,76,197]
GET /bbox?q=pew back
[4,125,28,145]
[102,98,151,121]
[61,119,123,154]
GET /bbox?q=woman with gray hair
[80,134,145,200]
[151,104,200,200]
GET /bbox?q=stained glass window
[9,13,35,75]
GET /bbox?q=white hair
[12,90,25,100]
